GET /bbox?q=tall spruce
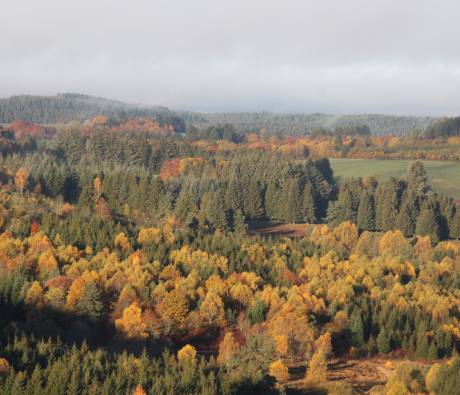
[416,200,441,243]
[357,189,375,231]
[396,190,418,236]
[407,161,430,195]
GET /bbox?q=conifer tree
[376,327,391,353]
[75,282,103,321]
[380,179,401,231]
[357,189,375,231]
[396,190,418,236]
[244,179,264,219]
[407,161,430,195]
[302,183,317,223]
[285,178,303,223]
[416,201,441,243]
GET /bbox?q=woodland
[0,103,459,394]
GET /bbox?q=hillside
[0,93,186,133]
[182,111,437,136]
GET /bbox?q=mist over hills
[0,93,440,136]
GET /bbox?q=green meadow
[330,158,460,200]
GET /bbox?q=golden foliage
[269,360,289,382]
[177,344,197,364]
[14,167,29,194]
[217,332,239,364]
[0,358,10,374]
[115,303,148,339]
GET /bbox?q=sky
[1,0,459,115]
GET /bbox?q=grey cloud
[1,0,459,115]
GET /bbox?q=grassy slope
[330,158,460,200]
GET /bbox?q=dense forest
[0,94,185,133]
[0,93,439,137]
[0,111,459,394]
[182,112,436,136]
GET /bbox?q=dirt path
[285,357,396,394]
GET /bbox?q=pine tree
[451,209,460,239]
[234,209,247,234]
[380,179,401,231]
[407,161,430,195]
[285,178,303,223]
[416,201,441,243]
[376,327,391,353]
[350,310,364,349]
[302,183,317,223]
[265,179,280,219]
[226,178,243,211]
[76,282,103,321]
[396,190,418,236]
[339,187,357,223]
[357,190,375,231]
[244,180,264,219]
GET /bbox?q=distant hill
[0,93,441,136]
[0,93,186,133]
[181,111,438,136]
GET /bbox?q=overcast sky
[1,0,459,115]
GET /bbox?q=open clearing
[248,221,310,237]
[330,158,460,200]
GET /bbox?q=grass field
[330,158,460,200]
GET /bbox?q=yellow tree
[269,360,289,382]
[14,167,29,195]
[114,232,131,252]
[115,303,148,339]
[199,291,226,327]
[305,349,327,385]
[177,344,197,364]
[132,385,146,395]
[93,176,103,202]
[217,332,239,364]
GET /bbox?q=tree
[303,183,317,223]
[244,179,264,219]
[75,282,103,321]
[376,327,391,353]
[357,190,375,231]
[285,178,303,223]
[379,179,400,231]
[416,201,441,243]
[349,310,364,349]
[305,349,327,385]
[217,332,239,364]
[396,190,418,236]
[407,161,430,194]
[14,167,29,195]
[115,303,148,339]
[269,360,289,382]
[199,292,225,327]
[177,344,197,364]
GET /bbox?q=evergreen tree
[379,179,401,231]
[225,177,243,211]
[302,183,317,223]
[407,161,430,194]
[244,180,264,219]
[376,327,391,353]
[357,189,375,231]
[234,209,247,234]
[396,190,418,236]
[416,201,441,243]
[350,310,364,349]
[75,282,103,321]
[285,178,303,223]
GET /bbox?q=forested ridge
[0,94,185,133]
[0,93,443,137]
[0,112,459,394]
